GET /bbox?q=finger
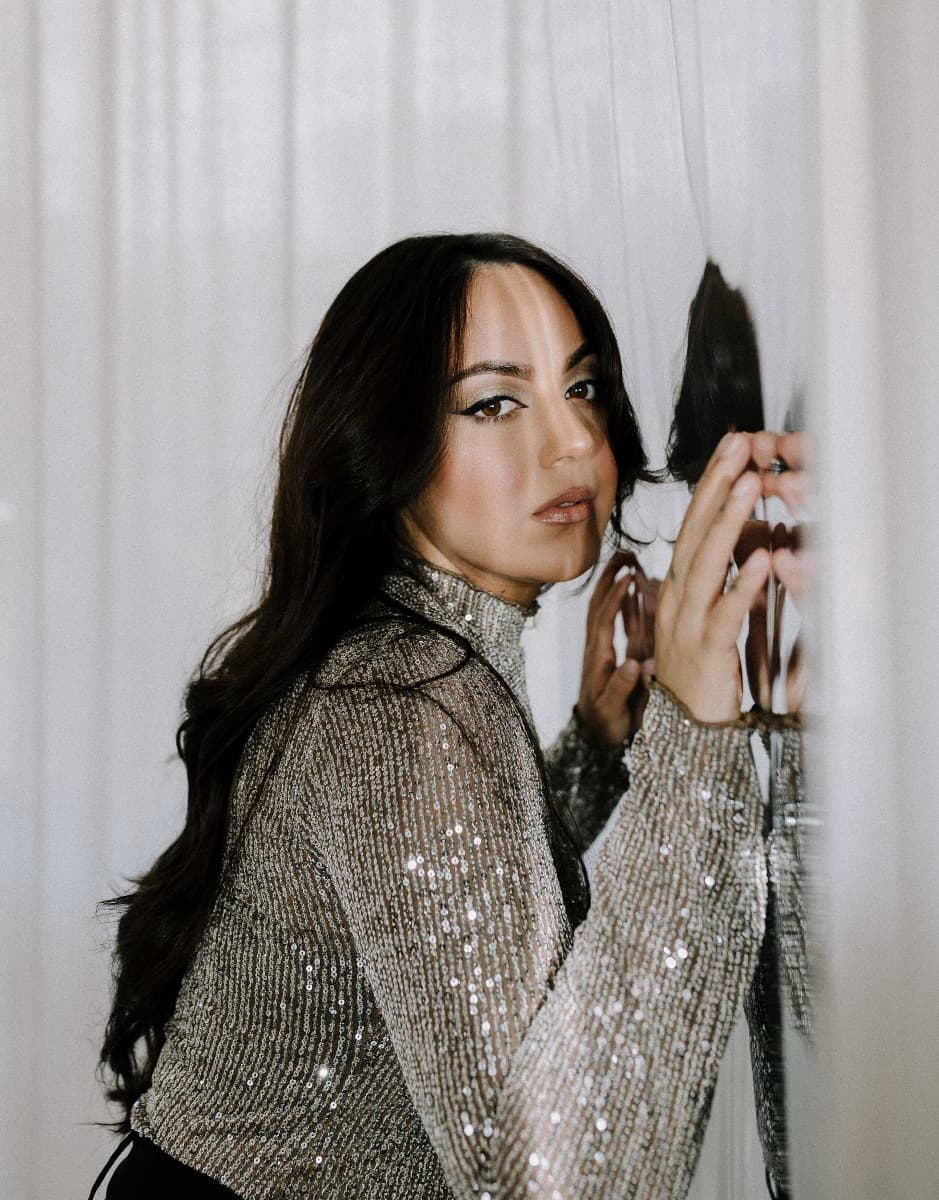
[760,431,813,514]
[639,572,661,604]
[777,430,812,471]
[772,546,813,604]
[711,547,773,645]
[786,637,806,713]
[749,430,780,471]
[634,572,656,660]
[587,550,633,620]
[762,469,811,518]
[669,432,753,588]
[587,561,632,641]
[618,562,657,661]
[621,576,645,661]
[638,577,659,659]
[683,470,762,616]
[770,576,785,685]
[745,587,771,708]
[583,572,632,690]
[599,570,634,648]
[640,658,655,682]
[602,657,642,706]
[751,430,812,473]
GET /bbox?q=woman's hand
[576,551,657,748]
[654,431,778,723]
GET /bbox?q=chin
[529,534,605,585]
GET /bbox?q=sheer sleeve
[543,707,631,852]
[315,669,767,1200]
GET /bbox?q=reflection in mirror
[665,260,766,486]
[644,259,816,1199]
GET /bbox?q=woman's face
[402,264,619,606]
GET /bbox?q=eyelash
[459,379,600,423]
[462,396,522,423]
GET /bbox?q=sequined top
[131,555,768,1199]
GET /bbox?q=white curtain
[2,3,813,1196]
[787,4,939,1199]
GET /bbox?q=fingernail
[719,432,742,458]
[732,472,757,497]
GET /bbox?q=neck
[398,534,541,609]
[380,552,537,722]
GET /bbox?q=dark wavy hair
[98,232,649,1130]
[666,259,764,483]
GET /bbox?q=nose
[538,392,599,468]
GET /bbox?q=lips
[532,486,597,526]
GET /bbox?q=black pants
[89,1132,241,1199]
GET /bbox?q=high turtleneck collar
[377,553,538,711]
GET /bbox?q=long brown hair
[667,259,764,483]
[99,232,649,1129]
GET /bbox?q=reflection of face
[401,264,619,606]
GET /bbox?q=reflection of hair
[99,232,649,1129]
[666,260,764,483]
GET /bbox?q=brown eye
[568,379,599,402]
[459,396,524,421]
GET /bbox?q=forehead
[459,264,586,365]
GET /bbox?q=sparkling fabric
[132,555,768,1199]
[745,726,813,1199]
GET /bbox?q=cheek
[432,435,526,516]
[597,441,620,512]
[601,442,619,488]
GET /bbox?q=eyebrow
[447,340,596,387]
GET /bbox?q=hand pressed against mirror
[635,262,818,1200]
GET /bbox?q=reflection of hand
[761,431,815,606]
[576,551,654,748]
[772,536,814,607]
[618,551,661,731]
[734,521,807,713]
[735,519,774,709]
[655,432,776,723]
[761,431,812,519]
[619,550,660,663]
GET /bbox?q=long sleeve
[745,725,813,1199]
[544,707,631,852]
[314,671,767,1200]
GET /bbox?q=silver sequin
[130,554,767,1198]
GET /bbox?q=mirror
[577,253,815,1199]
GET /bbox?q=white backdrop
[790,4,939,1199]
[2,3,814,1197]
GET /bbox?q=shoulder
[269,607,542,847]
[304,606,532,775]
[315,605,461,689]
[313,603,506,708]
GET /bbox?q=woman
[91,232,789,1199]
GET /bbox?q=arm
[543,706,630,853]
[316,671,766,1200]
[551,552,660,853]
